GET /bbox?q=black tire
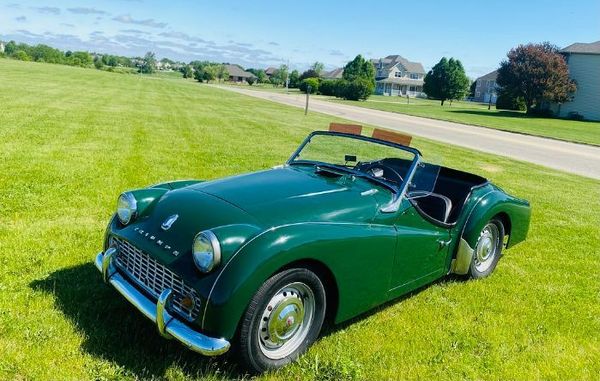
[238,268,326,373]
[469,218,505,278]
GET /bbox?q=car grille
[113,238,202,322]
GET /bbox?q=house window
[476,91,480,97]
[395,71,403,77]
[409,73,419,79]
[409,86,416,92]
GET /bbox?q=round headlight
[192,231,221,273]
[117,192,137,225]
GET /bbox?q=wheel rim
[257,282,315,360]
[474,223,500,272]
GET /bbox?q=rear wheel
[238,268,326,373]
[469,218,505,278]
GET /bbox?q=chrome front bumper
[95,250,230,356]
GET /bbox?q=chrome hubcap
[474,223,499,272]
[258,282,315,360]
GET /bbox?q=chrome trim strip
[95,252,230,356]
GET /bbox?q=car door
[388,198,451,298]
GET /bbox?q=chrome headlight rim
[117,192,137,225]
[192,230,221,273]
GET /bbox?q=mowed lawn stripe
[0,59,598,380]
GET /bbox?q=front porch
[375,81,423,97]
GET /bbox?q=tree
[342,55,375,85]
[447,58,470,102]
[288,69,300,88]
[94,56,104,69]
[216,64,228,82]
[255,69,267,83]
[276,64,288,87]
[139,51,156,74]
[181,65,193,79]
[340,55,375,100]
[497,42,576,114]
[423,57,469,105]
[299,69,319,81]
[246,76,256,85]
[469,80,477,98]
[311,61,325,77]
[68,51,92,67]
[4,41,17,55]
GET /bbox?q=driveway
[214,86,600,180]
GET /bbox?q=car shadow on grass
[319,275,464,338]
[29,263,245,380]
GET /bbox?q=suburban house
[264,67,277,77]
[549,40,600,121]
[372,55,425,97]
[322,67,344,80]
[473,70,498,103]
[225,64,256,83]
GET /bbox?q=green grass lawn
[324,95,600,146]
[1,58,599,380]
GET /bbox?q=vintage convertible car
[95,125,530,372]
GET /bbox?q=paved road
[214,86,600,180]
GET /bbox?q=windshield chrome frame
[287,131,423,213]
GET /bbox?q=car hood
[188,165,385,226]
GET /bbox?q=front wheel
[238,268,326,373]
[469,218,505,278]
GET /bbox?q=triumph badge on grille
[161,214,179,231]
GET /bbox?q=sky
[1,0,599,78]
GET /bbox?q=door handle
[437,239,451,250]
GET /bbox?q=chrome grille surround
[113,237,202,322]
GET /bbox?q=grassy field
[1,58,599,380]
[322,95,600,146]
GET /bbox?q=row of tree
[2,40,94,67]
[183,61,229,82]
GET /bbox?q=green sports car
[95,126,531,372]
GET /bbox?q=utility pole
[285,59,289,94]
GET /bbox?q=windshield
[288,132,419,190]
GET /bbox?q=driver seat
[408,191,453,224]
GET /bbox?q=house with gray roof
[372,55,426,97]
[225,64,256,83]
[322,67,344,80]
[473,70,498,103]
[264,67,277,77]
[549,40,600,120]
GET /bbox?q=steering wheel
[359,160,404,184]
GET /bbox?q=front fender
[201,222,396,339]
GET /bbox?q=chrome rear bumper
[95,250,230,356]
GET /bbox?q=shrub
[246,76,256,86]
[300,78,319,94]
[342,78,374,101]
[13,50,30,61]
[319,79,341,96]
[496,93,526,111]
